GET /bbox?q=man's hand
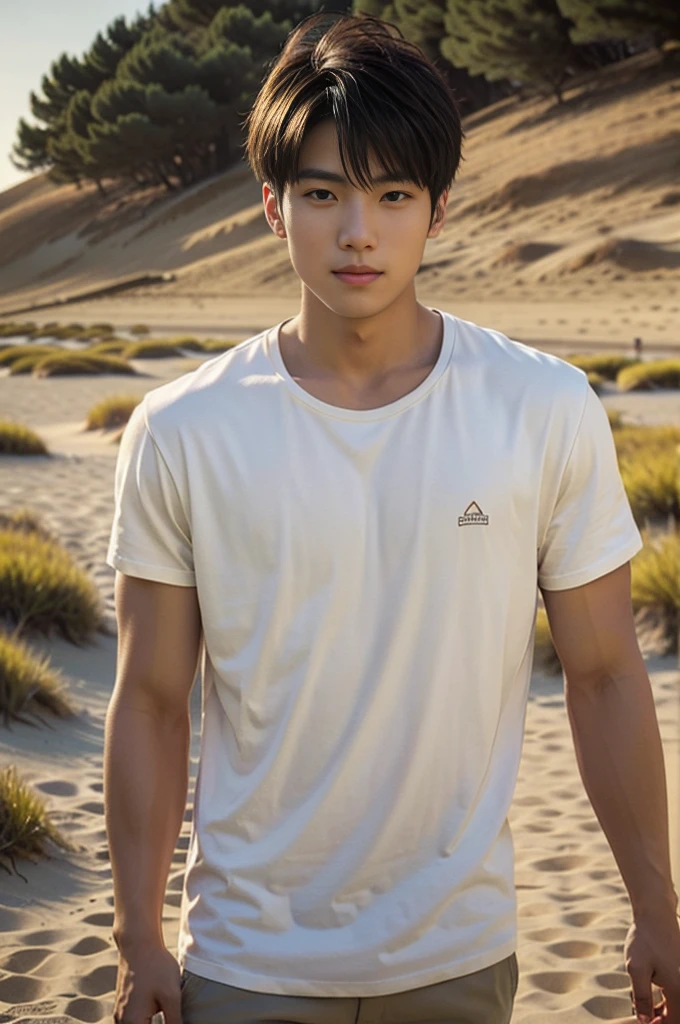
[113,943,183,1024]
[626,908,680,1022]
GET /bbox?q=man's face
[263,118,447,313]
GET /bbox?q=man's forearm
[104,693,190,953]
[565,667,678,918]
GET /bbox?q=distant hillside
[1,46,678,318]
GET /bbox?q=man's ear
[428,189,449,237]
[263,183,286,238]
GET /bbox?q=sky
[0,1,147,194]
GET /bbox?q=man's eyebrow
[296,168,414,185]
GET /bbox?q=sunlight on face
[275,118,444,312]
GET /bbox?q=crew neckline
[265,307,456,421]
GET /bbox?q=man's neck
[279,292,442,392]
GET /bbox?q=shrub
[200,338,240,352]
[87,339,134,357]
[33,354,137,376]
[631,530,680,654]
[620,448,680,525]
[25,321,61,339]
[565,353,638,380]
[0,345,59,367]
[0,764,78,880]
[0,321,36,338]
[0,507,54,540]
[0,628,76,727]
[126,340,186,358]
[534,606,561,675]
[86,395,141,430]
[613,424,680,465]
[617,360,680,391]
[0,528,105,643]
[0,421,49,455]
[129,323,150,336]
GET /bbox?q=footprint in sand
[35,780,78,796]
[562,910,601,926]
[0,972,46,1004]
[82,911,114,928]
[66,994,106,1021]
[547,939,600,959]
[527,970,584,994]
[79,964,117,997]
[70,936,110,956]
[78,800,104,814]
[582,993,634,1019]
[595,971,632,990]
[21,929,63,946]
[531,854,589,872]
[0,947,52,972]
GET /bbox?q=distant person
[104,11,678,1024]
[633,336,643,359]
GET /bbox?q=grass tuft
[86,395,141,430]
[0,528,105,643]
[0,764,78,880]
[0,421,49,455]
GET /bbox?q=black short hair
[242,11,465,229]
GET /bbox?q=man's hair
[242,11,465,229]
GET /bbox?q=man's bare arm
[542,562,678,919]
[104,571,202,955]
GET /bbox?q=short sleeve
[106,399,196,586]
[537,383,643,591]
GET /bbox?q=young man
[104,12,679,1024]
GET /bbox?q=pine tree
[557,0,679,51]
[441,0,577,104]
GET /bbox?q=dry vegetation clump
[566,353,639,380]
[0,628,76,728]
[0,527,106,643]
[200,338,240,352]
[0,420,49,455]
[87,339,135,357]
[129,323,150,335]
[611,423,680,524]
[0,764,79,880]
[631,529,680,655]
[620,448,680,524]
[125,339,188,358]
[86,394,141,430]
[0,321,37,338]
[0,345,59,368]
[0,508,54,541]
[32,353,138,376]
[29,322,114,342]
[617,360,680,391]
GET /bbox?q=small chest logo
[458,501,489,527]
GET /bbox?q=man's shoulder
[142,328,270,438]
[453,313,588,405]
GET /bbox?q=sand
[0,344,678,1024]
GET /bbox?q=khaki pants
[180,952,518,1024]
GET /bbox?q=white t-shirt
[106,307,643,997]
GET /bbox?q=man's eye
[303,190,411,202]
